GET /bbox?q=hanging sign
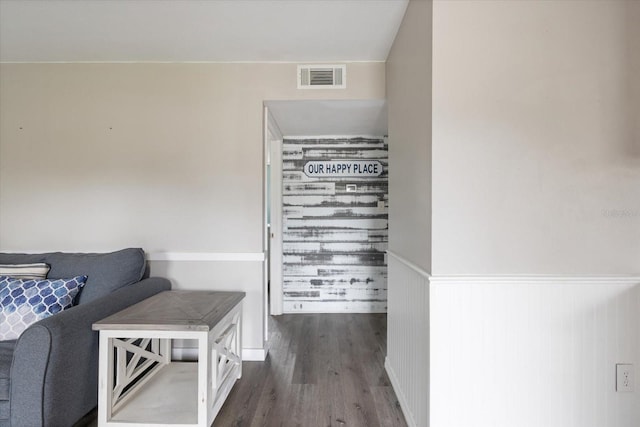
[304,160,383,178]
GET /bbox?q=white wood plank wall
[385,253,640,427]
[282,137,388,313]
[430,277,640,427]
[385,251,430,427]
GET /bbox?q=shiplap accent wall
[282,137,388,313]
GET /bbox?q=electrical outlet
[616,364,634,392]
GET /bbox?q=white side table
[92,290,245,427]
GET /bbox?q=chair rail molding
[429,274,640,285]
[147,252,265,262]
[0,250,266,263]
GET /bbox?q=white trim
[147,252,265,262]
[0,250,266,262]
[268,137,284,316]
[386,250,430,279]
[386,250,640,285]
[172,347,267,362]
[241,348,268,362]
[264,106,271,341]
[0,248,130,254]
[385,357,418,427]
[429,275,640,285]
[266,107,284,141]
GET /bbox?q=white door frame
[264,106,284,316]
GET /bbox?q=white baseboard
[172,347,268,362]
[242,348,269,361]
[385,357,418,427]
[171,347,196,361]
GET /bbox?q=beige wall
[386,1,640,426]
[385,1,433,425]
[0,62,385,350]
[0,62,384,252]
[431,0,640,275]
[386,0,433,272]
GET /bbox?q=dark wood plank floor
[80,314,406,427]
[214,314,407,427]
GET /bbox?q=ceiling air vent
[297,65,346,89]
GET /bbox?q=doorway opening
[264,100,388,316]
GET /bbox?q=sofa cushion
[0,340,15,421]
[0,263,50,280]
[0,276,87,341]
[0,248,146,304]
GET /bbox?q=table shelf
[111,362,198,426]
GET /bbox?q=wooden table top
[92,290,245,332]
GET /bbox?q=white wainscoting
[430,275,640,427]
[386,252,640,427]
[386,250,430,427]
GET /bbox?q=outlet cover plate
[616,364,634,392]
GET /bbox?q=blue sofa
[0,248,171,427]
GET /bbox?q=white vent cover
[297,65,346,89]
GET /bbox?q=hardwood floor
[214,314,407,427]
[80,314,407,427]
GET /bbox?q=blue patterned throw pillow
[0,275,87,341]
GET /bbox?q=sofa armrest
[10,277,171,427]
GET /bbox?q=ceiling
[266,100,387,137]
[0,0,409,63]
[0,1,399,137]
